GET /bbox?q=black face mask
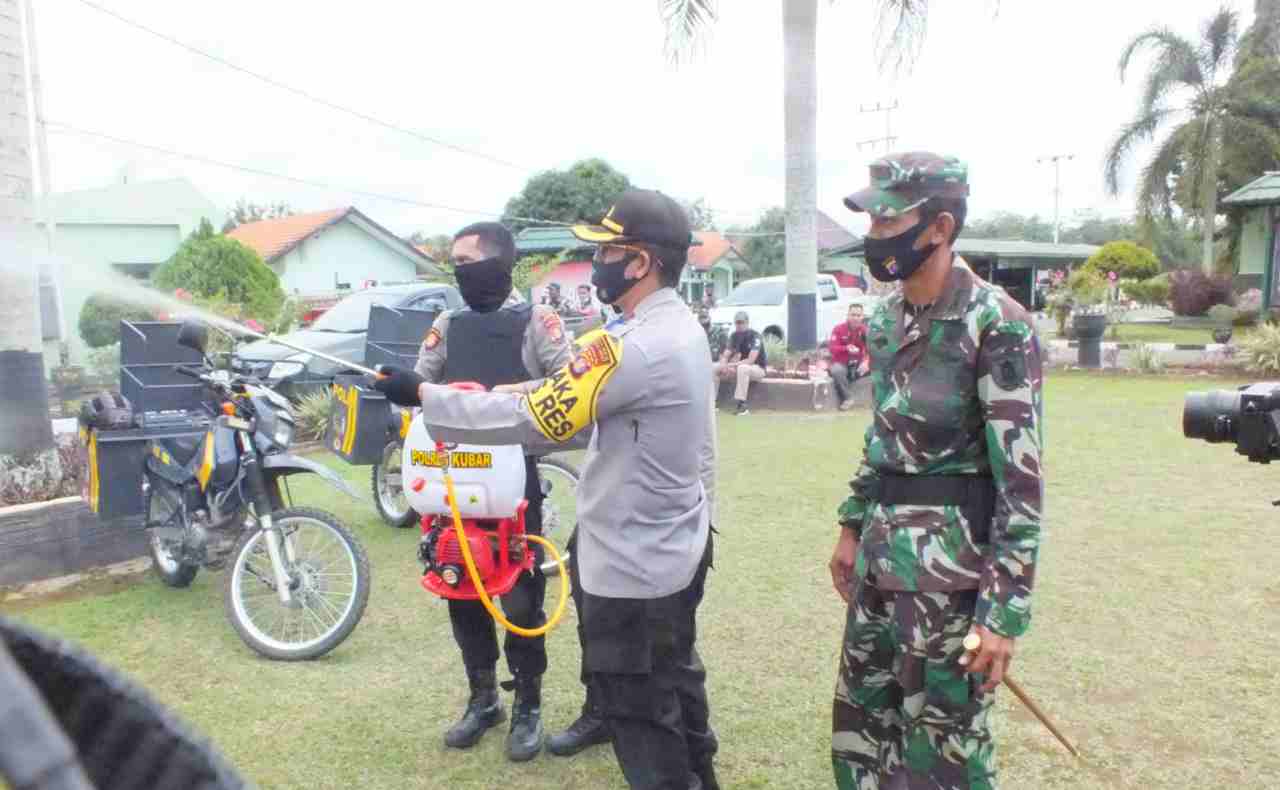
[591,249,645,305]
[454,256,512,312]
[863,220,939,282]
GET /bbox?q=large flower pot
[1073,313,1107,369]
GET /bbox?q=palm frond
[1199,5,1240,79]
[1118,28,1201,86]
[661,0,718,65]
[873,0,930,76]
[1137,44,1203,115]
[1103,108,1177,195]
[1135,123,1196,222]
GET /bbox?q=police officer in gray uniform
[375,190,720,790]
[410,221,576,762]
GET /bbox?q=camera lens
[1183,389,1242,443]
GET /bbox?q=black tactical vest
[439,304,533,389]
[438,303,543,531]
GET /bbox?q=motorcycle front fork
[241,441,298,606]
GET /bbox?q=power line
[46,121,568,226]
[70,0,530,173]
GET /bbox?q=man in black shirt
[713,310,767,415]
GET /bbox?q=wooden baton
[962,633,1082,760]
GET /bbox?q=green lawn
[1054,323,1255,345]
[6,373,1280,789]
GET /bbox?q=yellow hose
[444,474,569,637]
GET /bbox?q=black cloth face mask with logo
[454,256,512,312]
[863,220,939,282]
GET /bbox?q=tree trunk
[1201,116,1219,275]
[0,0,60,497]
[783,0,818,351]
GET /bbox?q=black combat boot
[444,667,505,749]
[546,692,611,757]
[504,673,544,762]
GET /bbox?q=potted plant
[1068,270,1109,368]
[1207,304,1237,344]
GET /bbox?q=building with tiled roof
[227,206,439,296]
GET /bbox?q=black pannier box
[328,374,391,466]
[83,422,209,522]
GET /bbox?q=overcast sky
[29,0,1256,238]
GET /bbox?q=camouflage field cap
[843,152,969,218]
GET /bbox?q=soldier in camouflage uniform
[827,153,1045,790]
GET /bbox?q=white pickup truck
[710,274,877,344]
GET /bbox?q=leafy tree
[681,198,718,231]
[964,211,1055,242]
[503,159,631,233]
[405,232,454,261]
[1081,240,1161,281]
[77,295,154,348]
[1104,6,1280,273]
[153,219,286,327]
[222,199,295,233]
[727,207,786,278]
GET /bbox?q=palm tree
[661,0,930,350]
[0,0,59,486]
[1104,6,1280,274]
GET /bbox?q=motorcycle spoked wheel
[535,457,579,577]
[223,508,370,661]
[144,485,200,589]
[372,441,416,528]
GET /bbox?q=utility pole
[1037,154,1074,244]
[22,0,62,345]
[856,101,899,152]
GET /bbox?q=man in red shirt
[828,303,870,411]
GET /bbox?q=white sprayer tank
[401,413,527,520]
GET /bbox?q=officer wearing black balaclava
[410,221,577,762]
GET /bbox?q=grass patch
[6,373,1280,788]
[1054,323,1259,345]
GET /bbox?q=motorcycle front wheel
[535,458,579,577]
[223,507,370,661]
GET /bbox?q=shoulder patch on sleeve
[424,327,442,350]
[524,331,622,442]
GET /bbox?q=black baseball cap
[572,189,693,251]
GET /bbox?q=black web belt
[858,473,997,542]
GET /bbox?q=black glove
[371,366,425,407]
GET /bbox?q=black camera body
[1184,382,1280,463]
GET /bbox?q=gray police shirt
[418,287,715,600]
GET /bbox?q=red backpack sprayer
[399,383,569,636]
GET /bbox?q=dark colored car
[231,283,463,399]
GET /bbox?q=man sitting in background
[828,303,870,411]
[713,311,767,416]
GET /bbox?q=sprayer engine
[401,390,533,600]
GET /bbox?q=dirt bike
[144,321,371,661]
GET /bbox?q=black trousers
[449,458,547,677]
[582,532,717,790]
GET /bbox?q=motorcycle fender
[262,454,367,503]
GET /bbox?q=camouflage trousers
[832,582,995,790]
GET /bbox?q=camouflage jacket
[837,260,1044,638]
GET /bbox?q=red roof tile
[226,207,350,262]
[688,231,739,270]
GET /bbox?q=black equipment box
[119,320,210,415]
[84,421,210,521]
[327,374,391,466]
[364,304,438,371]
[326,305,437,466]
[84,320,213,522]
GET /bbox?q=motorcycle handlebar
[175,365,206,381]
